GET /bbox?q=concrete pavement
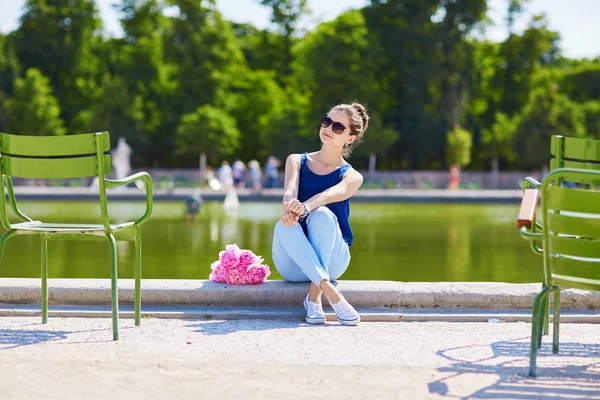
[1,316,599,399]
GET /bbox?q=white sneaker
[303,294,326,324]
[330,297,360,326]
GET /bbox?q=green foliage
[481,112,518,162]
[512,85,587,169]
[0,34,20,97]
[583,101,600,139]
[165,1,246,113]
[447,126,473,168]
[352,116,400,159]
[260,0,309,80]
[14,0,102,125]
[227,69,286,160]
[0,0,599,171]
[295,10,380,127]
[4,69,65,136]
[176,105,240,166]
[560,60,600,103]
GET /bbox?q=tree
[14,0,103,126]
[487,15,559,121]
[583,101,600,139]
[176,105,240,166]
[294,9,382,135]
[481,112,518,187]
[0,34,20,97]
[0,34,21,132]
[560,60,600,103]
[165,0,246,114]
[226,69,286,161]
[512,85,587,170]
[259,0,309,82]
[86,76,147,166]
[352,116,400,174]
[4,69,65,136]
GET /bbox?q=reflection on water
[0,202,542,282]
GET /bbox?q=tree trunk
[368,153,377,176]
[199,152,206,180]
[491,156,499,189]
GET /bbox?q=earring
[344,143,349,148]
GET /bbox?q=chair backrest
[541,169,600,291]
[0,132,112,179]
[551,135,600,180]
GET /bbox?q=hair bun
[351,103,369,133]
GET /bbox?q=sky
[0,0,598,59]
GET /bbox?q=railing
[9,169,544,190]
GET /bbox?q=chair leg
[134,227,142,327]
[553,290,560,354]
[0,230,16,266]
[108,234,119,341]
[542,298,549,336]
[529,286,551,377]
[41,236,48,324]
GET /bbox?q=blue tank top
[297,152,354,246]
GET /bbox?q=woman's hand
[280,210,299,226]
[285,198,305,216]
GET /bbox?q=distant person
[218,161,233,191]
[271,102,369,326]
[111,137,132,181]
[248,159,263,193]
[232,159,247,188]
[265,155,281,188]
[205,165,221,191]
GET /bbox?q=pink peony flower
[209,261,228,283]
[209,244,271,285]
[238,249,258,268]
[246,264,272,285]
[226,268,248,285]
[219,244,241,268]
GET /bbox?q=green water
[0,201,541,283]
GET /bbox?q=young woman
[271,102,369,326]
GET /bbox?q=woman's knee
[307,206,337,227]
[274,219,303,236]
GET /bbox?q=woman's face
[319,109,354,148]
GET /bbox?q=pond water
[0,201,541,283]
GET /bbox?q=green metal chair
[521,135,600,336]
[0,131,152,340]
[519,167,600,376]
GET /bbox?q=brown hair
[330,102,369,158]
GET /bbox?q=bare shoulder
[286,153,301,164]
[343,167,364,186]
[285,154,302,169]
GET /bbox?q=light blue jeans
[272,206,351,285]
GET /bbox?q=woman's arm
[302,168,363,213]
[281,154,301,208]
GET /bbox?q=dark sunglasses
[320,116,347,134]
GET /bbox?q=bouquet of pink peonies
[209,244,272,285]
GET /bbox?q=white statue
[112,137,132,181]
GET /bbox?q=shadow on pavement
[0,329,69,350]
[185,319,340,335]
[429,338,600,399]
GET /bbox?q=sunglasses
[320,116,347,134]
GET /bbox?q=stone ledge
[1,279,600,310]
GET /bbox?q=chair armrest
[105,172,153,226]
[523,177,541,190]
[518,188,539,229]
